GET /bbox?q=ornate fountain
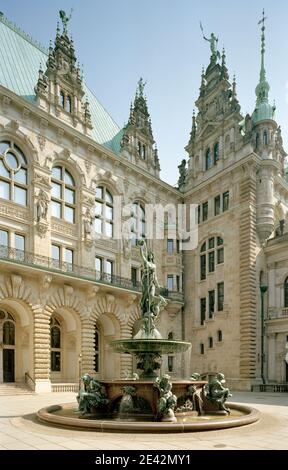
[37,241,260,431]
[110,240,191,379]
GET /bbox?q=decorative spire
[189,109,197,144]
[252,10,275,123]
[199,67,205,96]
[220,47,229,80]
[137,77,146,97]
[232,73,237,98]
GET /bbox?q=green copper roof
[0,15,121,151]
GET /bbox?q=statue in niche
[83,208,93,237]
[36,189,49,221]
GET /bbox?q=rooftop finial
[258,9,267,82]
[137,77,146,97]
[59,9,73,34]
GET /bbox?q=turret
[120,78,160,177]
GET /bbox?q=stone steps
[0,383,34,396]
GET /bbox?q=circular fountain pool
[37,401,260,433]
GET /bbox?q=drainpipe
[260,284,268,384]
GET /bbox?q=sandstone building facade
[0,12,287,392]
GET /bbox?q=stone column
[34,308,51,393]
[267,333,277,382]
[80,317,95,375]
[119,325,133,378]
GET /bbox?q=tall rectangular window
[167,275,174,291]
[200,298,206,325]
[217,247,224,264]
[214,195,221,216]
[167,239,174,255]
[176,239,180,253]
[200,343,205,355]
[197,205,201,224]
[208,290,215,318]
[106,260,114,280]
[217,282,224,311]
[65,248,73,271]
[223,191,229,212]
[208,251,215,273]
[209,337,213,348]
[95,256,103,280]
[168,356,174,372]
[15,234,25,261]
[0,229,8,246]
[176,275,180,292]
[0,229,8,257]
[202,202,208,222]
[131,267,138,287]
[200,255,206,280]
[217,330,223,342]
[52,244,60,268]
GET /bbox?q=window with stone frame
[223,191,229,212]
[285,277,288,308]
[202,201,208,222]
[200,236,224,280]
[214,195,221,216]
[95,186,114,238]
[208,290,215,318]
[217,282,224,311]
[205,147,212,170]
[131,202,146,246]
[0,140,28,206]
[213,142,219,164]
[200,298,206,325]
[51,165,76,223]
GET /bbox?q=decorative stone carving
[37,134,46,151]
[203,373,232,414]
[33,172,50,187]
[36,221,49,238]
[36,189,49,221]
[41,274,52,290]
[83,207,93,237]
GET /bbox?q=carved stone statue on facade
[154,374,177,422]
[177,159,187,188]
[36,189,49,221]
[83,208,93,237]
[138,240,160,316]
[122,219,131,260]
[77,374,109,415]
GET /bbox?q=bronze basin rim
[37,402,260,433]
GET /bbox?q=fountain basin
[110,339,191,354]
[37,401,260,432]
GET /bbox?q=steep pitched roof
[0,15,121,151]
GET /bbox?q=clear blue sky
[2,0,288,185]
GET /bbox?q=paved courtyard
[0,391,287,450]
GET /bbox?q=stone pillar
[80,317,95,375]
[267,333,277,382]
[34,308,51,393]
[119,325,133,378]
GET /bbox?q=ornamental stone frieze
[51,219,77,237]
[0,201,30,222]
[35,220,49,238]
[33,171,50,188]
[37,134,46,151]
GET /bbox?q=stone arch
[51,150,87,187]
[44,285,85,318]
[0,121,39,163]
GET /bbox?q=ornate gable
[34,10,92,135]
